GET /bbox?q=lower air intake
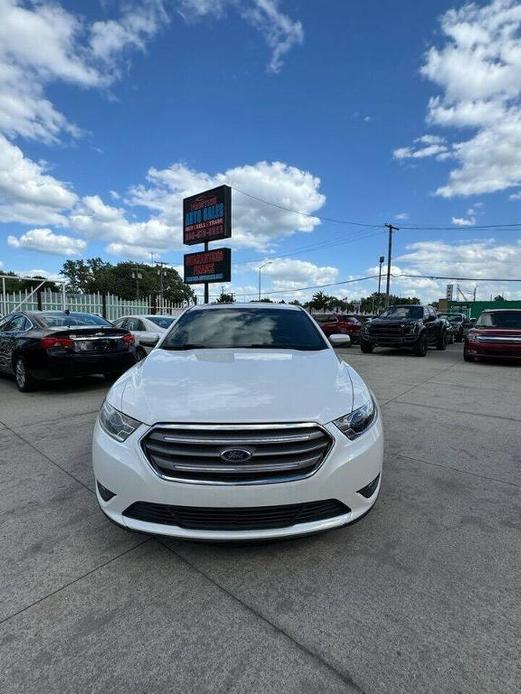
[123,499,350,531]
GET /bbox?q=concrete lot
[0,344,520,693]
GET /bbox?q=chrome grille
[141,423,333,484]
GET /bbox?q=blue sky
[1,0,521,302]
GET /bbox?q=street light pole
[258,261,272,301]
[377,255,384,311]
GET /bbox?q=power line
[399,223,521,231]
[231,187,382,228]
[260,274,380,296]
[236,228,385,267]
[392,273,521,282]
[230,185,521,231]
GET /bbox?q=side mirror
[139,333,160,347]
[329,334,351,347]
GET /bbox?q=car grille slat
[141,424,333,484]
[123,499,350,531]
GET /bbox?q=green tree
[494,294,505,301]
[216,290,235,303]
[60,258,111,293]
[59,258,195,304]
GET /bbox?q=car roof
[118,314,174,319]
[187,303,302,312]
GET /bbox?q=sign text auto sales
[183,185,231,245]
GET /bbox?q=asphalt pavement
[0,344,520,693]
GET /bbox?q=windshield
[38,312,111,328]
[161,308,328,350]
[475,312,521,329]
[147,316,176,329]
[380,306,423,320]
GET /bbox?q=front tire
[413,333,428,357]
[360,340,374,354]
[14,356,38,392]
[436,330,448,351]
[463,347,475,362]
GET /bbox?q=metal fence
[0,288,190,320]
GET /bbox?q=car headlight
[333,397,377,440]
[99,400,142,442]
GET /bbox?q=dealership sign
[183,185,231,245]
[184,248,231,284]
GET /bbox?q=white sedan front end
[93,304,384,541]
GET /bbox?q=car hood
[109,348,372,426]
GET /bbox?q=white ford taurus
[93,303,383,541]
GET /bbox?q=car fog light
[357,474,380,498]
[97,481,116,502]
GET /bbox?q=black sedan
[0,311,136,392]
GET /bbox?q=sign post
[182,185,232,302]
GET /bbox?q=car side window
[2,315,27,331]
[0,315,14,331]
[125,318,141,331]
[135,320,146,331]
[113,318,125,328]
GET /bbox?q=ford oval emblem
[220,448,253,463]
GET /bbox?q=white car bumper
[92,415,384,541]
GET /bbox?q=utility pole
[384,224,398,307]
[155,261,168,310]
[377,255,384,312]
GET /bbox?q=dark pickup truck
[360,305,449,356]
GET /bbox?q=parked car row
[0,310,177,391]
[329,305,521,363]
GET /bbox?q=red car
[313,313,362,344]
[464,309,521,362]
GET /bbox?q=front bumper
[466,341,521,359]
[92,415,384,541]
[364,333,418,347]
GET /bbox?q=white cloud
[395,0,521,197]
[395,212,409,220]
[0,1,168,143]
[451,216,475,227]
[239,0,304,73]
[128,160,325,251]
[0,1,302,144]
[7,227,86,255]
[394,135,450,160]
[69,194,179,253]
[389,239,521,301]
[0,134,77,224]
[89,1,168,65]
[256,257,338,287]
[177,0,303,73]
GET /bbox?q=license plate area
[74,338,117,353]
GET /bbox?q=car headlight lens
[333,397,377,440]
[99,400,141,442]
